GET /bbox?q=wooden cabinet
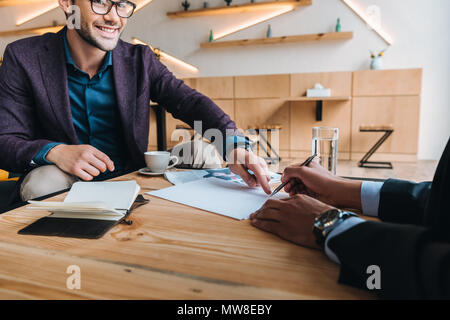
[353,69,422,96]
[351,68,422,161]
[235,99,290,153]
[290,72,352,97]
[185,77,234,99]
[149,69,422,161]
[289,71,353,159]
[235,74,290,99]
[290,100,352,159]
[350,96,420,161]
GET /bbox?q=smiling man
[0,0,271,203]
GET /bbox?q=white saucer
[138,168,165,176]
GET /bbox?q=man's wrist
[46,144,66,164]
[32,142,64,165]
[333,178,362,210]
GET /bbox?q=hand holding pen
[270,154,316,197]
[276,158,363,210]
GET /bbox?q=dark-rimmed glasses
[90,0,136,18]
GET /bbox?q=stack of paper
[27,180,141,221]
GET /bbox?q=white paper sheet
[147,177,288,220]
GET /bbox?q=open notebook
[18,181,141,239]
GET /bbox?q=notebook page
[64,181,140,210]
[26,201,121,213]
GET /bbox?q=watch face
[316,209,341,230]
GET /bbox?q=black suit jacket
[328,137,450,299]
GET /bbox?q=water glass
[312,127,339,175]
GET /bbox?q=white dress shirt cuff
[360,181,384,217]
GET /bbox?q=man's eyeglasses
[90,0,136,18]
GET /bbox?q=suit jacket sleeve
[147,48,241,139]
[329,138,450,299]
[378,179,432,225]
[0,44,53,172]
[328,221,450,299]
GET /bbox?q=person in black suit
[250,137,450,299]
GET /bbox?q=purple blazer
[0,27,238,203]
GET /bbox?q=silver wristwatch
[313,209,358,249]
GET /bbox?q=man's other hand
[250,194,333,249]
[46,144,115,181]
[228,148,271,194]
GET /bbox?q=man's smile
[94,24,120,38]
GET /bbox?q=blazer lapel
[38,27,78,144]
[112,41,137,150]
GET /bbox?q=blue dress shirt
[33,31,127,178]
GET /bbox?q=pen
[269,154,316,197]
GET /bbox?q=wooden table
[0,171,376,299]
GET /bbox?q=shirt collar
[63,29,113,76]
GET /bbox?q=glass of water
[312,127,339,175]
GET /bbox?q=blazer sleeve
[146,48,241,139]
[328,221,450,299]
[0,45,53,172]
[378,179,432,225]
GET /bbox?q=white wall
[1,0,449,160]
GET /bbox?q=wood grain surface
[0,171,374,300]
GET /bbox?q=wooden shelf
[0,25,64,37]
[287,96,351,101]
[232,96,350,121]
[201,31,353,48]
[167,0,312,18]
[287,96,351,121]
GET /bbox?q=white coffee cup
[144,151,179,173]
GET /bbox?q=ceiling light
[131,37,199,73]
